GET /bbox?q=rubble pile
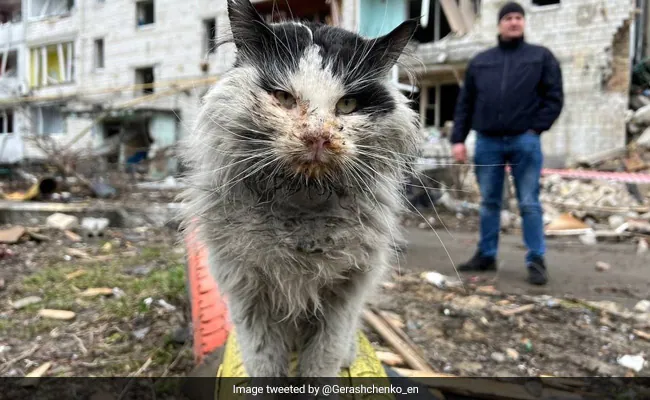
[540,174,648,209]
[370,271,650,377]
[628,104,650,152]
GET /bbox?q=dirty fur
[179,0,420,378]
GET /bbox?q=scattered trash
[545,214,591,236]
[80,288,114,298]
[596,261,611,272]
[65,248,91,259]
[498,304,535,317]
[112,287,126,299]
[633,329,650,341]
[579,230,598,245]
[143,297,153,307]
[20,362,53,386]
[11,296,42,310]
[634,300,650,313]
[0,278,5,290]
[46,213,79,231]
[617,354,645,372]
[38,309,76,320]
[0,226,26,244]
[506,348,519,361]
[64,230,82,242]
[520,339,533,353]
[476,285,500,296]
[639,238,649,254]
[608,215,626,230]
[421,271,449,289]
[65,270,87,280]
[101,242,113,253]
[157,299,176,311]
[132,327,151,341]
[490,352,506,363]
[81,218,110,238]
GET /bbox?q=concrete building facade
[0,0,643,169]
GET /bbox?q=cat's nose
[302,135,331,151]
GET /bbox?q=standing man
[450,2,563,285]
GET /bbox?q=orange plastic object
[185,225,232,365]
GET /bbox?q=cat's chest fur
[213,188,385,271]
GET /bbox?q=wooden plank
[376,310,429,361]
[390,369,584,400]
[439,0,467,35]
[362,309,434,372]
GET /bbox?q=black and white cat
[180,0,420,378]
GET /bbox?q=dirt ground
[1,204,649,379]
[0,224,194,378]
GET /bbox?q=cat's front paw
[341,340,357,368]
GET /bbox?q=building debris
[595,261,611,272]
[38,309,76,321]
[46,213,79,231]
[11,296,42,310]
[79,288,115,298]
[0,226,25,244]
[617,354,645,372]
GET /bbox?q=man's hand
[452,143,467,163]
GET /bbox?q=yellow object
[3,182,40,201]
[216,330,395,400]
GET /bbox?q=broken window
[31,106,65,135]
[29,42,74,87]
[29,0,74,19]
[409,0,479,43]
[136,0,155,27]
[0,50,18,78]
[410,0,450,43]
[532,0,560,6]
[135,67,155,95]
[0,110,14,134]
[203,18,216,55]
[253,0,338,25]
[94,38,105,70]
[417,83,460,128]
[0,0,22,23]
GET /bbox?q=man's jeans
[474,131,545,263]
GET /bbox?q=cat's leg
[228,295,291,378]
[297,270,371,377]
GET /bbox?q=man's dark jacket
[451,36,564,144]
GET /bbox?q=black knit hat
[498,2,525,22]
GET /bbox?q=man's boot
[458,251,497,272]
[527,256,548,285]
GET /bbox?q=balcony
[0,22,25,46]
[0,0,24,45]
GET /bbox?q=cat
[179,0,420,378]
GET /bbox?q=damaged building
[394,0,637,168]
[0,0,644,171]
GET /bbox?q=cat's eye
[274,90,297,109]
[336,98,357,114]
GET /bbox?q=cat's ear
[368,20,418,71]
[227,0,271,62]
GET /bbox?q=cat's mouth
[291,134,344,178]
